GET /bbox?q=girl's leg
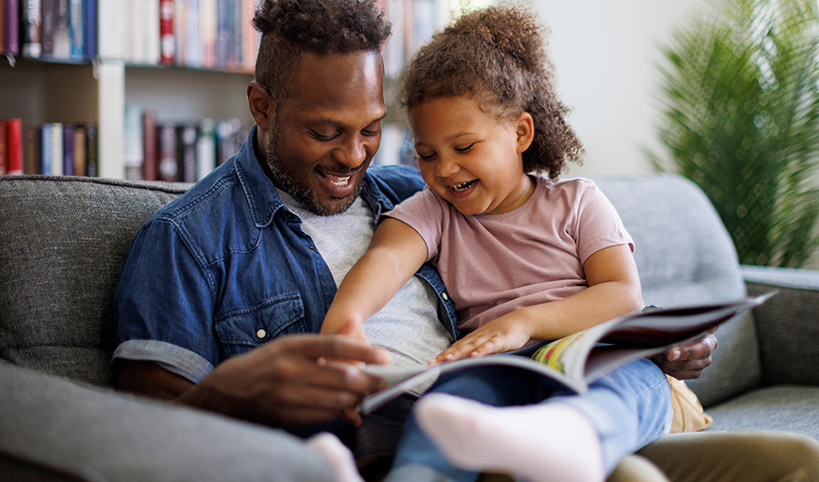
[387,365,553,482]
[411,358,672,481]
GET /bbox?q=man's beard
[265,132,362,216]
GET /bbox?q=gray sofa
[1,174,817,480]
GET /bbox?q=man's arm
[116,330,390,427]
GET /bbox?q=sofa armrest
[741,265,819,387]
[0,361,334,482]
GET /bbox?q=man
[113,0,817,481]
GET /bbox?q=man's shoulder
[366,164,425,203]
[151,161,241,224]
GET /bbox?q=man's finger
[279,334,391,365]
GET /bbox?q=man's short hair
[253,0,391,107]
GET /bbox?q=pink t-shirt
[386,176,634,333]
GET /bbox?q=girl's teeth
[452,180,475,192]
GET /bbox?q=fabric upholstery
[0,176,189,386]
[595,176,760,406]
[0,361,334,482]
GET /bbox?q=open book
[359,292,774,414]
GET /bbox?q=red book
[142,110,157,181]
[5,118,23,175]
[0,120,6,175]
[159,0,175,65]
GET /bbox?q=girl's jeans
[390,357,673,481]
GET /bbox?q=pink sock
[415,393,604,482]
[306,432,363,482]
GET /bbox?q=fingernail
[669,349,680,361]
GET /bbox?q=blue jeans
[390,358,672,481]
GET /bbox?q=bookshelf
[0,0,464,179]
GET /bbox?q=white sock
[414,393,604,482]
[306,432,364,482]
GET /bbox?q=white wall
[528,0,709,176]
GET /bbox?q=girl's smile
[410,96,535,216]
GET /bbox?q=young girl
[322,5,671,481]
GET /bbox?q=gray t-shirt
[278,190,453,378]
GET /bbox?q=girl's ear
[515,112,535,154]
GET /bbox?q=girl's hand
[430,317,531,364]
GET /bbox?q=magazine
[359,292,774,414]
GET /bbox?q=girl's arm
[432,243,642,363]
[320,218,429,338]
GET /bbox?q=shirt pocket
[214,294,307,358]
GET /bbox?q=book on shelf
[72,124,86,176]
[157,122,179,182]
[62,123,74,175]
[142,109,157,181]
[84,124,97,176]
[0,119,24,175]
[22,0,42,57]
[23,126,40,174]
[359,292,775,415]
[121,105,246,182]
[4,0,21,56]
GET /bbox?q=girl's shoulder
[536,175,599,197]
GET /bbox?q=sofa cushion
[595,175,761,407]
[0,176,188,386]
[0,361,335,481]
[704,385,819,440]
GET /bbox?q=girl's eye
[455,143,475,153]
[416,151,436,161]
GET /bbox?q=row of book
[1,0,260,72]
[1,0,96,60]
[379,0,448,79]
[0,118,99,176]
[123,105,247,182]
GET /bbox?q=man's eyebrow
[312,113,388,126]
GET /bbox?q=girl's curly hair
[253,0,391,107]
[398,5,583,177]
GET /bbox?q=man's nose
[336,135,369,167]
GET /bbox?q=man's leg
[637,431,819,482]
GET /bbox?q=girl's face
[409,96,535,216]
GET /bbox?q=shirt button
[308,245,315,251]
[442,292,449,301]
[256,329,267,339]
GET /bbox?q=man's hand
[193,333,390,427]
[119,332,390,429]
[650,329,718,379]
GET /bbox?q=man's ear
[247,81,273,130]
[515,112,535,154]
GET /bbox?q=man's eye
[455,143,475,153]
[362,128,381,137]
[309,130,338,141]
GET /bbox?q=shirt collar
[234,124,388,227]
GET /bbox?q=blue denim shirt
[113,125,458,382]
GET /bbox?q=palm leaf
[650,0,819,267]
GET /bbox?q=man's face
[266,51,386,215]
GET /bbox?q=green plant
[649,0,819,267]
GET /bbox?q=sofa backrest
[595,175,761,406]
[0,176,188,387]
[0,174,762,406]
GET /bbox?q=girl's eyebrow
[415,133,475,148]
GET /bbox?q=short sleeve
[384,188,446,262]
[574,181,634,264]
[112,219,217,383]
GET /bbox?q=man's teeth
[327,175,351,186]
